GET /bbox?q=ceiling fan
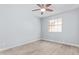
[32,4,53,15]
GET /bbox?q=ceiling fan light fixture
[32,4,53,15]
[41,8,46,12]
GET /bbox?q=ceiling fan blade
[37,4,42,8]
[46,9,53,12]
[41,4,44,6]
[46,4,52,7]
[32,9,40,11]
[41,12,43,15]
[41,4,44,7]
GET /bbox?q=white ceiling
[0,4,79,18]
[30,4,79,18]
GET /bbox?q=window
[48,18,62,32]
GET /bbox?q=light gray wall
[0,5,40,49]
[42,8,79,45]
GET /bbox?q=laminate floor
[0,40,79,55]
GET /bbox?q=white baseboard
[0,38,40,52]
[0,49,8,52]
[1,38,79,52]
[43,39,79,48]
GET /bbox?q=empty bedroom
[0,4,79,55]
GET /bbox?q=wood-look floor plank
[0,40,79,55]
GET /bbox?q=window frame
[48,17,62,32]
